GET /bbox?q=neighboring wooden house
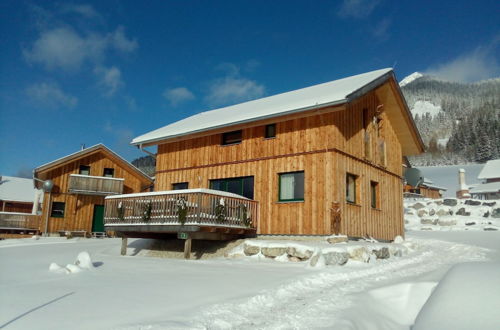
[0,176,42,236]
[106,68,424,242]
[470,159,500,200]
[34,144,153,236]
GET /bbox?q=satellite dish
[42,180,54,192]
[404,168,423,187]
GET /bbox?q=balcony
[104,189,258,237]
[0,212,40,232]
[68,174,124,195]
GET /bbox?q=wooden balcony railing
[0,212,40,231]
[68,174,124,195]
[104,189,258,231]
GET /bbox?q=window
[79,165,90,175]
[265,124,276,139]
[103,168,114,178]
[221,130,242,145]
[172,182,189,190]
[50,202,65,218]
[279,171,304,202]
[210,176,254,199]
[370,181,379,208]
[346,173,357,204]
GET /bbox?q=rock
[286,247,313,260]
[243,244,260,256]
[429,209,436,216]
[417,209,428,217]
[456,208,471,216]
[309,254,320,267]
[483,211,490,218]
[349,247,370,262]
[373,247,390,259]
[484,227,498,231]
[288,256,302,262]
[465,222,476,226]
[436,208,451,217]
[465,200,481,206]
[491,208,500,219]
[261,247,286,258]
[482,201,496,207]
[410,202,426,210]
[443,199,458,206]
[327,236,348,244]
[323,252,349,265]
[438,219,457,226]
[420,218,437,225]
[435,200,443,205]
[405,209,415,215]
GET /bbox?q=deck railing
[104,189,258,230]
[0,212,40,231]
[68,174,124,195]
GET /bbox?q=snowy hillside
[399,72,423,87]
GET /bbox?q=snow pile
[410,100,442,118]
[413,262,500,330]
[404,198,500,231]
[49,251,94,274]
[227,237,411,267]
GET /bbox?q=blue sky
[1,0,499,177]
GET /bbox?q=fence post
[121,236,128,256]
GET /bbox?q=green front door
[92,205,105,232]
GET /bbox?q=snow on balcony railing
[0,212,40,230]
[104,189,258,230]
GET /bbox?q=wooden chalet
[106,68,424,246]
[404,178,447,199]
[34,144,153,236]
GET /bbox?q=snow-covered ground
[1,232,499,329]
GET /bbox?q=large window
[50,202,65,218]
[210,176,254,199]
[370,181,379,208]
[172,182,189,190]
[79,165,90,175]
[103,168,114,178]
[221,130,242,145]
[279,171,304,202]
[265,124,276,139]
[346,173,357,204]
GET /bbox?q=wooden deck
[0,212,40,234]
[104,189,258,238]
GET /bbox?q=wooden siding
[1,201,33,213]
[38,150,151,234]
[155,87,405,240]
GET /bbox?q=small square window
[265,124,276,139]
[221,130,242,145]
[51,202,65,218]
[79,165,90,175]
[172,182,189,190]
[370,181,379,208]
[346,173,357,204]
[279,171,304,202]
[103,168,114,178]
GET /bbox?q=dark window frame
[346,173,358,204]
[221,130,242,145]
[278,171,305,202]
[264,124,276,139]
[79,165,90,175]
[172,182,189,190]
[370,181,379,209]
[103,168,114,178]
[209,176,254,199]
[50,201,65,218]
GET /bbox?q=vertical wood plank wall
[39,151,151,233]
[155,87,405,240]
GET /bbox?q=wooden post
[183,237,192,259]
[121,237,128,256]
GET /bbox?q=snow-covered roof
[421,177,447,191]
[477,159,500,180]
[34,144,153,184]
[132,68,394,146]
[469,182,500,194]
[399,72,423,87]
[0,176,40,203]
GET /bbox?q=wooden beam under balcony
[68,174,124,195]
